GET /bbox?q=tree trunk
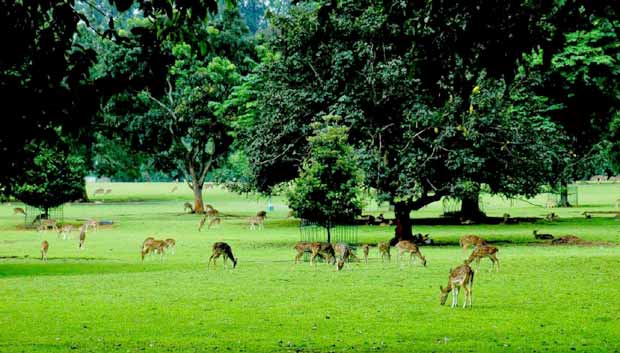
[327,226,331,243]
[460,192,486,220]
[557,181,571,207]
[390,202,413,245]
[193,183,204,214]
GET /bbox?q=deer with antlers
[459,235,487,253]
[440,262,475,308]
[207,242,237,269]
[378,242,391,262]
[41,240,49,261]
[395,240,427,266]
[466,245,499,272]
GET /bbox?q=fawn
[378,242,391,262]
[440,262,474,308]
[362,244,370,264]
[57,224,74,240]
[41,240,49,261]
[459,235,487,253]
[533,230,554,240]
[164,238,176,255]
[208,242,237,269]
[395,240,427,266]
[13,207,26,216]
[293,242,336,265]
[466,245,499,272]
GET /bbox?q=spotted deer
[141,238,166,261]
[293,242,336,265]
[466,245,499,272]
[249,215,265,230]
[378,242,391,262]
[164,238,176,255]
[395,240,427,266]
[37,219,59,233]
[57,224,74,240]
[13,207,26,216]
[334,243,355,271]
[41,240,49,261]
[207,242,237,269]
[459,235,487,253]
[362,244,370,264]
[440,262,475,308]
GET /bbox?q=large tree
[244,0,565,242]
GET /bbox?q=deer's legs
[451,287,459,308]
[463,285,471,308]
[491,255,500,271]
[207,254,215,269]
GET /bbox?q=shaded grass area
[1,183,620,352]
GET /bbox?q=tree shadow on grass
[0,261,185,278]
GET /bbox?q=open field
[1,183,620,352]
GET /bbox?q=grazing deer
[293,242,335,265]
[208,217,221,229]
[440,262,475,308]
[249,215,265,230]
[184,202,194,213]
[93,188,105,195]
[378,242,391,262]
[164,238,176,255]
[57,224,74,240]
[533,230,554,240]
[78,226,87,250]
[362,244,370,264]
[37,219,59,233]
[466,245,499,272]
[13,207,26,216]
[459,235,487,253]
[208,242,237,269]
[334,243,356,271]
[41,240,49,261]
[395,240,427,266]
[141,238,166,261]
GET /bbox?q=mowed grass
[1,183,620,352]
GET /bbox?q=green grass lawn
[1,183,620,352]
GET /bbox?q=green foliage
[287,115,363,226]
[12,145,86,211]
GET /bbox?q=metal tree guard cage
[23,205,64,229]
[299,219,359,262]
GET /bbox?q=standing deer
[395,240,427,266]
[57,224,74,240]
[41,240,49,261]
[208,242,237,269]
[78,225,87,250]
[459,235,487,253]
[293,242,336,265]
[84,219,98,233]
[249,215,265,230]
[37,219,59,233]
[440,262,475,308]
[164,238,176,255]
[466,245,499,272]
[362,244,370,264]
[378,242,391,262]
[13,207,26,216]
